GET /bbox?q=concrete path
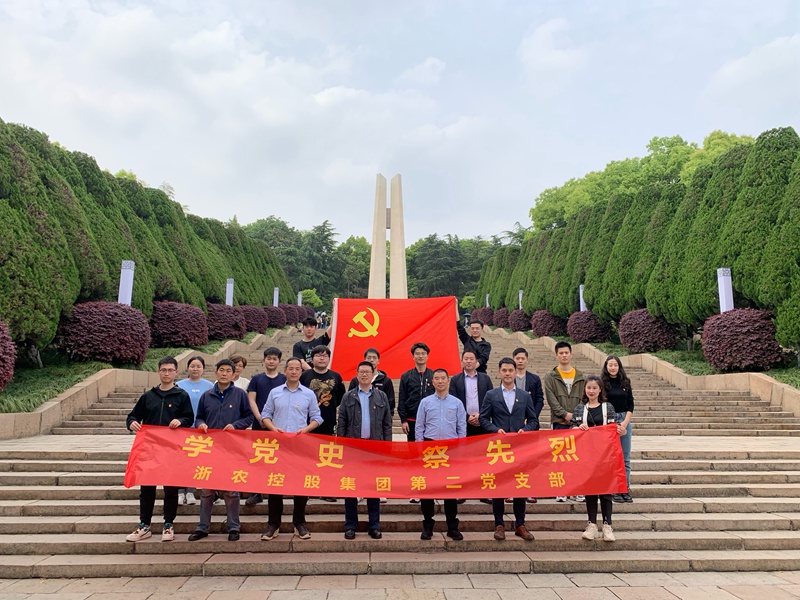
[2,572,800,599]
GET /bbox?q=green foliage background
[475,127,800,347]
[0,120,294,352]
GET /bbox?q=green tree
[335,236,371,298]
[299,288,324,308]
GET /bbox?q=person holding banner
[293,317,330,371]
[259,357,323,541]
[337,360,393,540]
[125,356,194,543]
[188,359,253,542]
[571,374,625,542]
[456,319,492,374]
[416,369,467,541]
[479,357,539,541]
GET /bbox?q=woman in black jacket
[602,356,635,503]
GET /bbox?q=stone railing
[0,331,287,441]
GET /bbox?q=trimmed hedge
[240,305,269,333]
[618,308,681,353]
[508,309,531,332]
[531,310,567,337]
[264,306,287,329]
[150,301,209,348]
[207,303,246,341]
[0,320,15,391]
[471,307,494,327]
[279,303,299,326]
[567,311,612,343]
[702,308,782,372]
[58,301,150,364]
[302,306,316,319]
[493,307,510,329]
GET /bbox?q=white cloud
[701,35,800,118]
[518,18,587,95]
[395,57,446,86]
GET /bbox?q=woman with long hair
[176,356,213,505]
[571,374,624,542]
[602,356,635,503]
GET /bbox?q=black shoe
[456,499,466,504]
[187,530,208,541]
[320,497,338,503]
[245,493,263,506]
[344,529,356,540]
[227,530,240,542]
[447,529,463,541]
[261,525,279,541]
[420,528,433,540]
[622,493,633,503]
[479,498,492,505]
[295,524,311,539]
[612,494,625,503]
[368,529,382,539]
[409,498,420,504]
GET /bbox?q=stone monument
[368,174,408,299]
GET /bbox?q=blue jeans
[620,422,632,490]
[196,489,240,533]
[344,497,380,531]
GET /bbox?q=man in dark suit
[449,350,494,437]
[479,357,539,541]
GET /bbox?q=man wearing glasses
[125,356,194,542]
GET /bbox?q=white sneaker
[162,524,174,542]
[126,523,151,542]
[602,523,615,542]
[556,496,567,502]
[185,492,197,505]
[178,493,185,505]
[574,495,585,502]
[582,522,598,540]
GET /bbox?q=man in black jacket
[338,361,392,539]
[397,342,434,443]
[456,319,492,373]
[449,350,494,437]
[125,356,194,543]
[512,347,545,418]
[480,358,539,542]
[347,348,395,416]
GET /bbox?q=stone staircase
[3,327,800,577]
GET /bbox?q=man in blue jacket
[126,356,194,543]
[479,358,539,541]
[188,359,253,542]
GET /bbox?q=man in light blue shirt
[415,369,466,541]
[259,357,322,541]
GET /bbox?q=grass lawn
[1,330,268,414]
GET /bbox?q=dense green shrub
[618,309,681,353]
[508,309,531,332]
[702,309,783,372]
[240,305,269,333]
[58,301,150,364]
[567,311,612,343]
[0,320,15,391]
[149,301,208,347]
[207,304,246,341]
[493,307,509,328]
[531,310,567,337]
[264,306,287,329]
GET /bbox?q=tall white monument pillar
[579,284,587,311]
[118,261,135,306]
[368,173,408,299]
[389,175,408,299]
[225,279,234,306]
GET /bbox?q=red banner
[328,297,461,381]
[124,425,627,498]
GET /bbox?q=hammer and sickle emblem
[348,308,380,338]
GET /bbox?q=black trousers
[421,499,458,530]
[406,419,416,442]
[268,494,309,526]
[139,485,179,526]
[492,497,527,528]
[585,494,613,525]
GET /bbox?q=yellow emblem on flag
[348,308,380,338]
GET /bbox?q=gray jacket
[336,387,392,441]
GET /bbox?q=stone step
[634,423,800,430]
[4,548,800,578]
[2,529,799,556]
[51,428,131,435]
[0,460,128,473]
[636,429,800,437]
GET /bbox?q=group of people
[125,317,634,545]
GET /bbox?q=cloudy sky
[1,1,798,244]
